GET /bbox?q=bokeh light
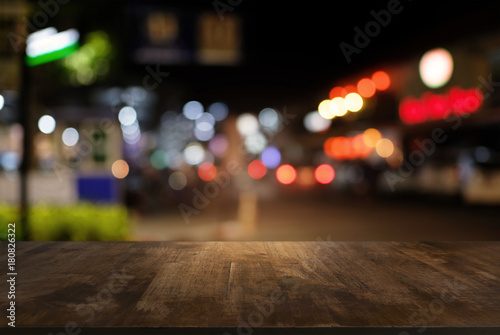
[329,86,347,99]
[194,126,215,141]
[419,48,453,88]
[315,164,335,184]
[198,162,217,181]
[245,132,267,154]
[150,150,169,170]
[38,115,56,134]
[248,160,267,179]
[352,134,372,158]
[318,99,334,119]
[0,95,4,110]
[344,85,357,94]
[196,113,215,131]
[122,122,141,145]
[261,146,281,168]
[208,102,228,121]
[303,111,331,133]
[62,127,79,146]
[118,106,137,126]
[1,152,20,171]
[169,171,188,190]
[183,101,204,120]
[183,142,205,165]
[330,97,347,116]
[375,138,395,158]
[258,108,280,130]
[344,93,363,112]
[111,159,129,179]
[357,78,376,98]
[324,136,354,160]
[208,134,228,157]
[276,164,297,185]
[362,128,382,148]
[236,113,259,136]
[372,71,390,90]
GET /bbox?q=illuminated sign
[26,27,79,67]
[399,87,483,124]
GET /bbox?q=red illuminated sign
[399,87,483,124]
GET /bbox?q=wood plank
[0,241,499,334]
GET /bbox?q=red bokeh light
[344,85,357,95]
[248,160,267,179]
[315,164,335,184]
[329,86,347,100]
[399,87,484,124]
[198,162,217,181]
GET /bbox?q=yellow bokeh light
[111,159,129,179]
[375,138,394,158]
[318,99,334,119]
[362,128,382,148]
[330,97,347,116]
[344,93,363,112]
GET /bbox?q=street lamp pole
[19,48,31,241]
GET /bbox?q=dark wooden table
[1,241,499,335]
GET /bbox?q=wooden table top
[1,241,500,335]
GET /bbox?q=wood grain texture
[1,241,499,335]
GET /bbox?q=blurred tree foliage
[0,203,129,241]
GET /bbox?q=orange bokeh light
[372,71,391,91]
[329,86,347,100]
[325,135,373,161]
[276,164,297,185]
[315,164,335,184]
[331,136,353,160]
[324,137,335,158]
[111,160,129,179]
[198,162,217,181]
[357,78,376,98]
[248,160,267,179]
[352,134,372,158]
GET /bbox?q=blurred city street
[132,193,500,241]
[0,1,500,242]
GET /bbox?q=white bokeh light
[194,127,215,141]
[236,113,259,137]
[183,142,205,165]
[183,101,204,120]
[62,127,79,146]
[244,132,267,154]
[258,108,280,130]
[419,48,453,89]
[118,106,137,126]
[38,115,56,134]
[303,111,331,133]
[196,113,215,131]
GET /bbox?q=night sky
[38,1,500,112]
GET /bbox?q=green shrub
[0,203,129,241]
